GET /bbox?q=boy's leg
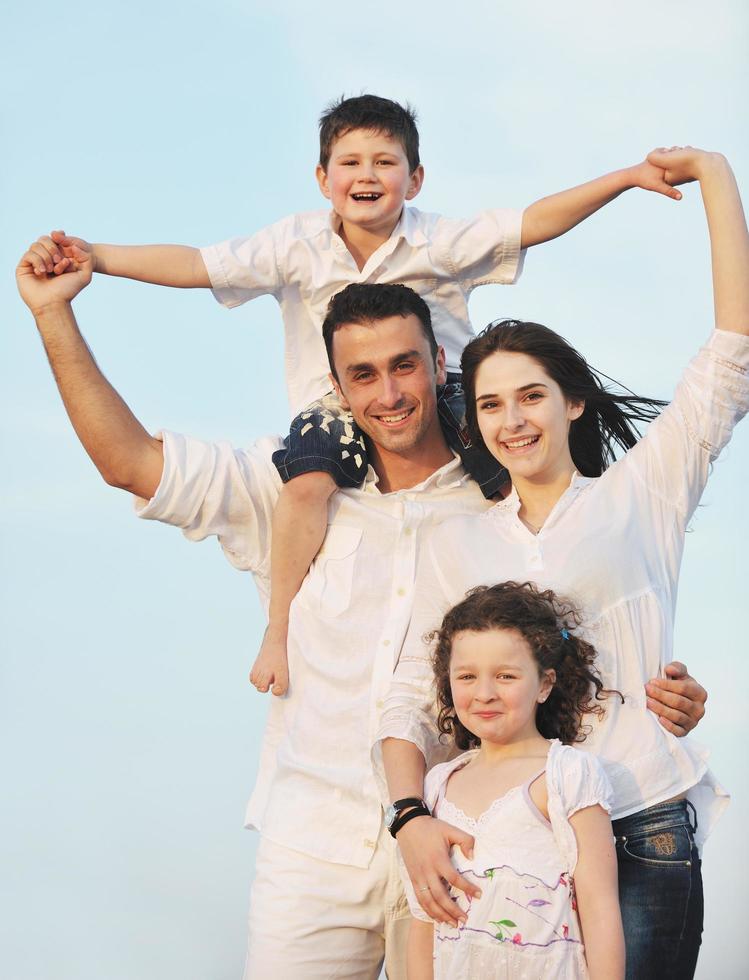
[253,394,368,696]
[436,381,509,499]
[250,472,337,695]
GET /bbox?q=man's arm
[25,231,211,288]
[16,240,164,499]
[520,158,684,249]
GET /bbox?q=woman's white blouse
[377,329,749,845]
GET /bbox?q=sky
[2,1,748,977]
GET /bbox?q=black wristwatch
[385,797,431,838]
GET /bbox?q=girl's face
[449,628,555,747]
[473,351,583,485]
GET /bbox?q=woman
[378,147,749,979]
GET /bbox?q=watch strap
[389,802,431,838]
[389,797,425,818]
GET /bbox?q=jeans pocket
[619,825,694,868]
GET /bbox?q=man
[16,241,707,979]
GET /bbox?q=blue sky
[2,1,748,977]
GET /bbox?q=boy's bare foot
[250,627,290,696]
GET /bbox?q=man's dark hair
[322,283,437,380]
[319,94,420,173]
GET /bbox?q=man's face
[316,129,424,238]
[330,314,446,461]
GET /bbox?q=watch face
[385,804,396,828]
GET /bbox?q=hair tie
[560,627,570,640]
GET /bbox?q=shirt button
[364,839,376,849]
[397,587,406,597]
[404,528,413,536]
[383,639,391,647]
[376,699,385,709]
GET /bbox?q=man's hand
[645,661,707,736]
[16,238,93,314]
[396,815,479,926]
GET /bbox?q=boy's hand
[628,158,684,201]
[17,239,93,314]
[47,230,96,274]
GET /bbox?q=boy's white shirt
[200,206,524,416]
[135,435,491,869]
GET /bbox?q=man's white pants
[242,826,411,979]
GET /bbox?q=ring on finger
[418,885,430,893]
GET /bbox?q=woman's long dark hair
[430,582,623,749]
[461,320,667,477]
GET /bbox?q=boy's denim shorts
[271,375,507,500]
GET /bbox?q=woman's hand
[396,815,479,926]
[646,146,724,188]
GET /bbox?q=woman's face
[473,351,583,485]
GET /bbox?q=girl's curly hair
[429,581,623,749]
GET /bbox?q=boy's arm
[520,158,684,249]
[569,805,625,980]
[35,231,211,287]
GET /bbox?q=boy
[34,94,683,698]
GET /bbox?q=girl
[381,147,749,979]
[405,582,624,980]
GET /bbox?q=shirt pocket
[300,524,362,618]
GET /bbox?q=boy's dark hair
[322,283,438,381]
[430,581,624,749]
[319,94,420,173]
[461,320,667,477]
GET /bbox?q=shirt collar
[398,207,428,247]
[326,206,427,248]
[362,450,469,495]
[491,470,594,516]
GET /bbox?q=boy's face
[316,129,424,239]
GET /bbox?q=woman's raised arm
[647,148,749,335]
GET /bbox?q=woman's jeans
[613,799,703,979]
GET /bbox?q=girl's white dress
[404,740,613,979]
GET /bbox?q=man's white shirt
[135,434,490,868]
